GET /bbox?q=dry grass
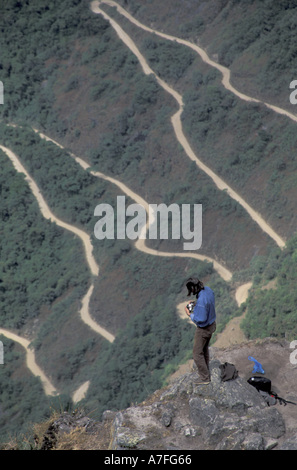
[54,420,113,450]
[1,409,114,451]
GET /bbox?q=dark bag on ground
[220,362,238,382]
[247,376,297,406]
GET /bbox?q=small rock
[162,411,172,427]
[184,427,196,437]
[116,428,146,449]
[264,438,278,450]
[102,410,117,422]
[278,433,297,450]
[242,433,265,450]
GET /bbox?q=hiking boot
[193,378,210,385]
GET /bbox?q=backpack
[220,362,238,382]
[247,376,271,393]
[247,376,297,407]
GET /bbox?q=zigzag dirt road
[0,145,115,338]
[97,0,297,124]
[0,135,233,395]
[91,0,286,249]
[0,327,57,396]
[0,1,291,396]
[90,0,290,346]
[0,145,99,278]
[30,129,233,280]
[32,129,256,345]
[0,144,115,396]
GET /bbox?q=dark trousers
[193,322,216,381]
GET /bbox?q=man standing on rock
[185,278,216,385]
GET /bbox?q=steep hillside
[103,0,297,239]
[5,338,297,450]
[0,0,297,444]
[117,0,297,111]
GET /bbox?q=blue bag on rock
[248,356,265,374]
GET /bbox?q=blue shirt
[190,286,216,327]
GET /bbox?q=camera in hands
[186,301,196,313]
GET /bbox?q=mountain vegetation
[242,234,297,340]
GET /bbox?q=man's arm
[192,302,208,325]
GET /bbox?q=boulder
[109,360,286,450]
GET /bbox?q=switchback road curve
[91,0,286,249]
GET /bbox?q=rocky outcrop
[106,359,295,450]
[35,339,297,450]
